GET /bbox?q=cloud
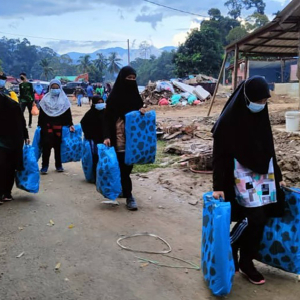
[46,40,119,53]
[135,13,163,29]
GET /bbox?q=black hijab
[212,76,274,174]
[106,66,143,119]
[80,95,105,144]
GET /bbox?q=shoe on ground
[126,196,138,211]
[101,200,120,206]
[239,262,265,285]
[2,194,13,201]
[40,167,48,174]
[56,167,64,172]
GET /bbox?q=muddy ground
[0,96,300,300]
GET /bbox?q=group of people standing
[0,67,287,285]
[0,66,143,211]
[74,82,112,107]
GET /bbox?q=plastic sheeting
[61,124,83,163]
[96,144,122,200]
[125,110,157,165]
[15,145,40,193]
[202,192,235,296]
[82,139,95,183]
[32,126,42,161]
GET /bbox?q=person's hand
[104,139,111,147]
[69,125,75,132]
[139,108,146,115]
[279,181,287,187]
[25,139,30,145]
[212,191,225,200]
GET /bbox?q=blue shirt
[87,85,94,97]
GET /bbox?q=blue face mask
[51,89,60,96]
[95,103,106,110]
[0,79,6,88]
[244,82,266,113]
[248,101,265,113]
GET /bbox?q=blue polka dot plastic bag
[125,110,157,165]
[202,192,235,296]
[32,126,42,161]
[61,124,83,163]
[15,145,40,193]
[82,139,95,183]
[258,187,300,274]
[96,144,122,200]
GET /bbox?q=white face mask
[244,82,266,113]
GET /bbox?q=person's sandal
[2,195,13,201]
[239,263,265,285]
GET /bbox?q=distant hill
[64,46,177,65]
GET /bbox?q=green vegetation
[132,140,177,173]
[0,0,271,82]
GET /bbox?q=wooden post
[207,52,228,117]
[244,56,248,80]
[233,44,239,90]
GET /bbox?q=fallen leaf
[140,262,149,268]
[16,252,24,258]
[68,224,74,229]
[55,262,61,270]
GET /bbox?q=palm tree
[107,52,122,76]
[94,53,108,72]
[39,58,54,81]
[78,54,91,73]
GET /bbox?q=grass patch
[132,140,175,173]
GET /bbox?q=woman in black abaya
[212,76,285,285]
[103,66,145,211]
[0,91,29,202]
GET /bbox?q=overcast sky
[0,0,291,54]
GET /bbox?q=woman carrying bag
[38,79,74,174]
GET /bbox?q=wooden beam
[233,44,239,90]
[244,44,298,49]
[207,52,228,117]
[244,56,248,80]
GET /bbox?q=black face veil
[106,66,143,118]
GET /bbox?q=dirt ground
[0,96,300,300]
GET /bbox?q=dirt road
[0,100,299,300]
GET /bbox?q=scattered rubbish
[158,206,165,209]
[140,262,149,268]
[65,278,69,282]
[68,224,75,229]
[18,227,24,231]
[101,200,120,206]
[188,200,199,206]
[55,262,61,270]
[49,220,55,226]
[117,233,172,254]
[16,252,24,258]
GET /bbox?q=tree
[226,26,248,44]
[39,58,54,81]
[107,52,122,76]
[201,8,240,46]
[78,54,91,73]
[245,12,269,30]
[174,27,223,78]
[93,53,108,81]
[225,0,266,19]
[139,41,151,59]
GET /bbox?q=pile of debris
[141,75,217,106]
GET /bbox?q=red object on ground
[159,98,169,106]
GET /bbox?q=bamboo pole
[207,52,228,117]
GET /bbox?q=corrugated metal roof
[226,0,300,56]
